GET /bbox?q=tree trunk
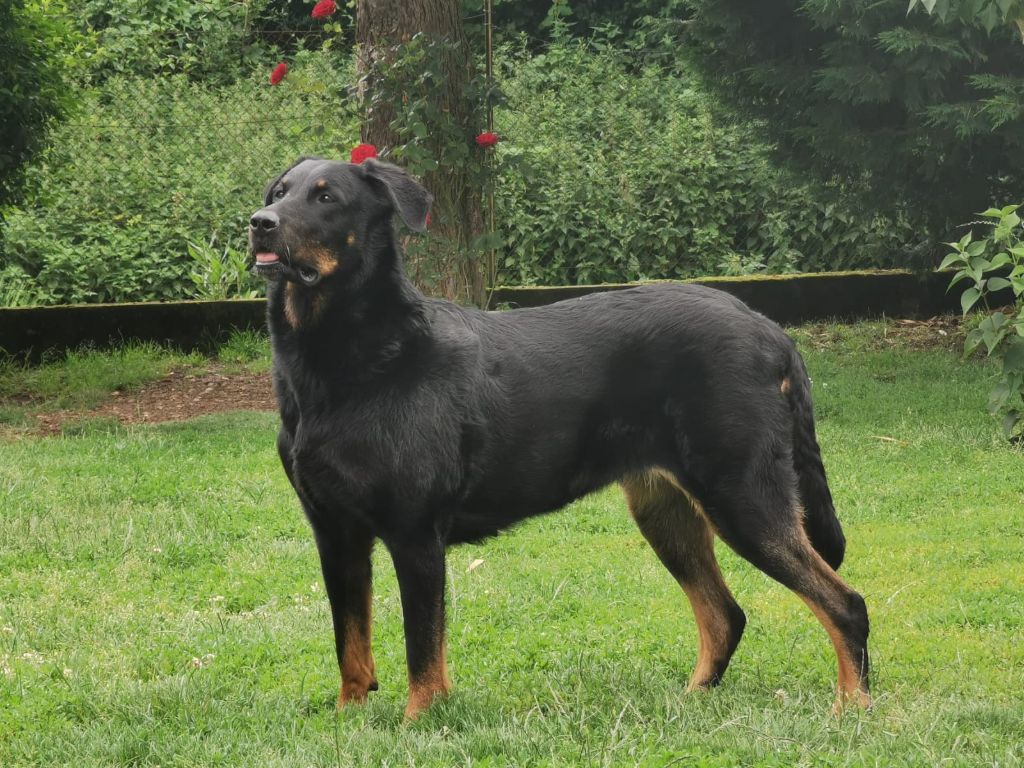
[356,0,485,305]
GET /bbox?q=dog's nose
[250,211,280,231]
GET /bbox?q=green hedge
[1,50,358,306]
[494,37,923,285]
[2,38,932,306]
[1,0,85,208]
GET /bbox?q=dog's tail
[785,348,846,571]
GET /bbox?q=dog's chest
[285,395,464,525]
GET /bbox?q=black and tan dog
[249,157,871,719]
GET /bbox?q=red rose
[270,62,288,85]
[475,131,500,148]
[311,0,337,19]
[350,143,378,164]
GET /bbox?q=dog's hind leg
[312,521,378,708]
[622,471,747,691]
[387,533,451,720]
[705,455,871,711]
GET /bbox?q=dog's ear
[263,156,319,205]
[360,158,433,233]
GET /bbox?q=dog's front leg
[313,522,378,708]
[387,533,451,720]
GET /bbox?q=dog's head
[249,157,432,289]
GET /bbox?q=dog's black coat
[250,157,869,716]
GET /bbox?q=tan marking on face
[284,282,301,329]
[346,232,356,247]
[315,179,328,190]
[298,244,339,278]
[314,249,338,277]
[282,246,336,330]
[404,640,451,720]
[284,283,328,330]
[780,377,791,394]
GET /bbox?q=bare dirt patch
[2,315,976,438]
[796,315,967,353]
[32,368,275,436]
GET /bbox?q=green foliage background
[2,1,1021,305]
[1,38,920,305]
[1,51,357,306]
[0,0,86,208]
[682,0,1024,232]
[495,34,917,285]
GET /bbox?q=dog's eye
[273,188,286,200]
[318,192,334,203]
[298,266,319,284]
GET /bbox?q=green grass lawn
[1,324,1022,766]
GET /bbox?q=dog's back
[438,284,797,537]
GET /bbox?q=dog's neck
[266,237,428,386]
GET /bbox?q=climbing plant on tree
[268,0,501,304]
[354,0,501,305]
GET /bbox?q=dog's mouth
[252,251,321,285]
[253,252,286,281]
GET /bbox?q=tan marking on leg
[650,467,714,528]
[622,471,745,692]
[788,527,871,710]
[404,641,451,720]
[338,580,376,707]
[780,377,791,394]
[682,574,737,691]
[801,596,870,712]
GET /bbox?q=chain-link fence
[1,10,930,309]
[1,38,360,307]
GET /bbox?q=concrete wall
[1,271,1007,360]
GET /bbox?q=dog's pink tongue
[255,252,279,264]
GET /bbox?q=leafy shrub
[0,265,38,308]
[187,237,261,301]
[2,49,358,305]
[493,36,920,285]
[941,204,1024,440]
[682,0,1024,235]
[491,0,689,40]
[3,36,932,306]
[0,0,86,207]
[74,0,269,83]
